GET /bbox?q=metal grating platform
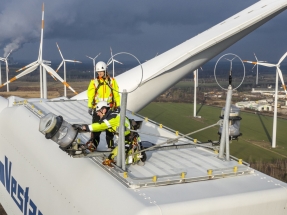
[14,99,253,189]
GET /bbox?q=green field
[138,102,287,162]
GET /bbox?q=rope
[132,120,222,155]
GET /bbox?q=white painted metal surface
[0,98,287,215]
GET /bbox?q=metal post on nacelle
[272,70,279,148]
[225,85,232,161]
[219,85,232,160]
[121,90,128,170]
[117,89,128,170]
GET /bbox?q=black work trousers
[91,113,114,149]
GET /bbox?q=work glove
[72,124,90,132]
[114,106,120,112]
[88,108,93,116]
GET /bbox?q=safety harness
[93,77,115,107]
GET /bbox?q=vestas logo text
[0,156,43,215]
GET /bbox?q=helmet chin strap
[99,107,107,116]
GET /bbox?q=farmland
[138,102,287,162]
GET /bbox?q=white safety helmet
[96,101,109,111]
[96,61,107,72]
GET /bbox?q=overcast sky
[0,0,287,64]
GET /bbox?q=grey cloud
[0,0,286,62]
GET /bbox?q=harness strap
[94,77,115,106]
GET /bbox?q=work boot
[86,140,97,152]
[102,159,115,167]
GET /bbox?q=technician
[86,61,120,150]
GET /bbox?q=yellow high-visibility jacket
[87,77,120,108]
[88,110,130,136]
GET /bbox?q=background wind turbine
[55,42,82,97]
[251,53,266,85]
[0,50,12,92]
[244,52,287,149]
[0,3,78,98]
[107,47,123,78]
[86,53,101,79]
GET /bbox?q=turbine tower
[0,3,78,98]
[55,43,82,97]
[86,53,101,79]
[0,50,13,92]
[244,52,287,148]
[107,47,123,78]
[252,53,266,85]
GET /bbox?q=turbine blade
[55,61,64,73]
[107,60,112,66]
[244,60,275,67]
[56,42,64,60]
[95,53,101,60]
[257,62,276,67]
[277,67,287,94]
[65,60,82,63]
[86,55,93,60]
[16,61,38,72]
[113,59,123,65]
[253,53,258,61]
[243,60,256,64]
[39,3,44,61]
[5,50,13,59]
[278,52,287,65]
[0,64,39,88]
[110,47,114,60]
[252,64,256,70]
[41,63,78,94]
